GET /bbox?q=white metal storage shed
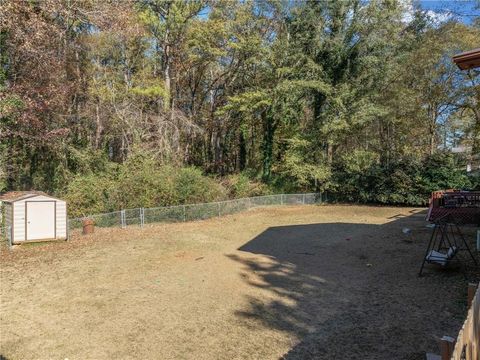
[1,192,67,244]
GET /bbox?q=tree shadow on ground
[227,212,478,360]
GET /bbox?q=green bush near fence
[64,153,231,217]
[222,173,272,199]
[62,148,475,217]
[331,151,473,205]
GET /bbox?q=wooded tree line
[1,0,479,214]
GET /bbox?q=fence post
[140,208,144,227]
[217,202,221,217]
[66,219,70,241]
[7,225,12,249]
[183,205,186,222]
[121,210,126,229]
[281,194,284,205]
[303,193,305,204]
[439,336,455,360]
[468,283,478,308]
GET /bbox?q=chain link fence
[68,211,124,230]
[0,225,6,244]
[68,193,324,232]
[0,225,12,246]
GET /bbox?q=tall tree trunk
[94,103,102,150]
[472,107,480,155]
[163,27,171,112]
[6,140,15,190]
[428,105,438,156]
[262,111,276,181]
[238,131,246,171]
[327,142,333,164]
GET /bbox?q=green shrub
[420,152,471,193]
[174,167,226,204]
[332,150,380,202]
[468,173,480,190]
[111,158,177,209]
[63,173,116,217]
[331,151,473,206]
[223,173,271,198]
[64,151,228,216]
[273,137,332,192]
[62,147,476,216]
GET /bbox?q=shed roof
[453,48,480,70]
[0,191,50,203]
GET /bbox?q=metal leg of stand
[419,224,438,276]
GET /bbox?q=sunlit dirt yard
[1,205,477,359]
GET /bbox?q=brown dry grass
[0,205,477,359]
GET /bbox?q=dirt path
[0,205,477,359]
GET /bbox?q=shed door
[26,202,55,240]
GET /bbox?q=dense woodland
[1,0,479,216]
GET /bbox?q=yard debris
[402,227,411,235]
[366,263,372,267]
[195,257,204,261]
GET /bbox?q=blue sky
[419,0,480,24]
[198,1,480,25]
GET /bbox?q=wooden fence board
[451,283,479,360]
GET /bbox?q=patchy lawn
[1,205,477,359]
